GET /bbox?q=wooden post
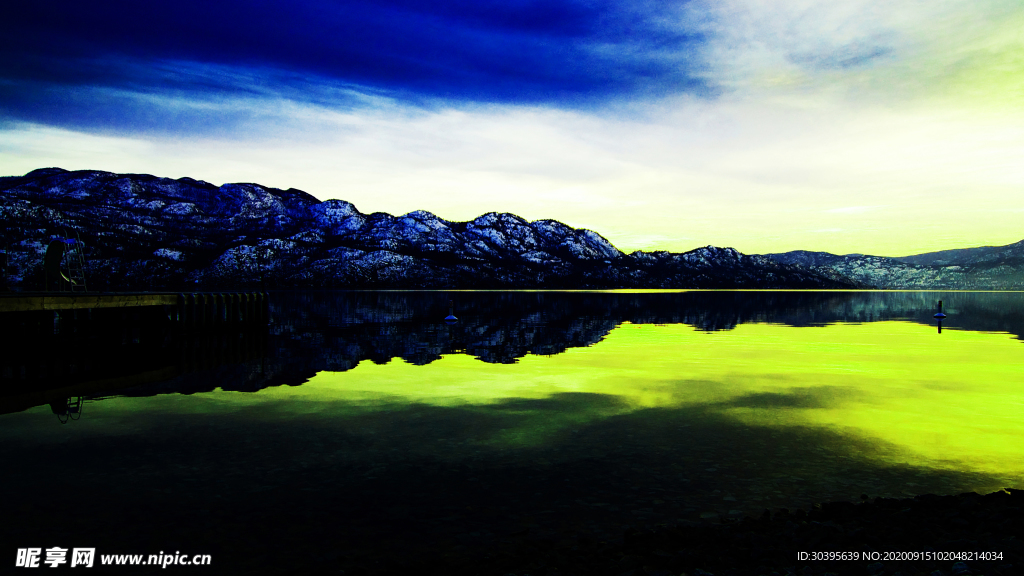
[207,293,215,327]
[191,293,199,329]
[201,293,210,328]
[177,294,186,328]
[242,292,252,324]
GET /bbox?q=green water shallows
[2,290,1023,530]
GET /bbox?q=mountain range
[1,168,1021,290]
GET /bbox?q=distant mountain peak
[22,167,70,178]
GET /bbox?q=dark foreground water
[2,290,1023,573]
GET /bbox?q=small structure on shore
[42,229,88,292]
[445,300,457,323]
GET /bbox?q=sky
[1,0,1021,256]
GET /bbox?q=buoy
[444,300,458,322]
[933,300,947,319]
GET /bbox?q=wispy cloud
[695,0,1024,108]
[824,206,886,215]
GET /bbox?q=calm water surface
[2,290,1022,571]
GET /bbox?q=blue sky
[2,0,1022,255]
[1,0,709,130]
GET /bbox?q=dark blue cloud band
[1,0,711,133]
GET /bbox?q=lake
[2,290,1023,573]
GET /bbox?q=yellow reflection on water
[289,321,1024,479]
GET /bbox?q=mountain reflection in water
[73,290,1024,398]
[1,290,1022,574]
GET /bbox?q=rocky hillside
[0,168,851,290]
[895,239,1024,267]
[763,246,1024,290]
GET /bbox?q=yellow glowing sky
[2,0,1022,256]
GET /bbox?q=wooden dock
[1,292,272,408]
[0,291,270,331]
[0,292,178,312]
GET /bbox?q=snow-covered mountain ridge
[3,167,1008,290]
